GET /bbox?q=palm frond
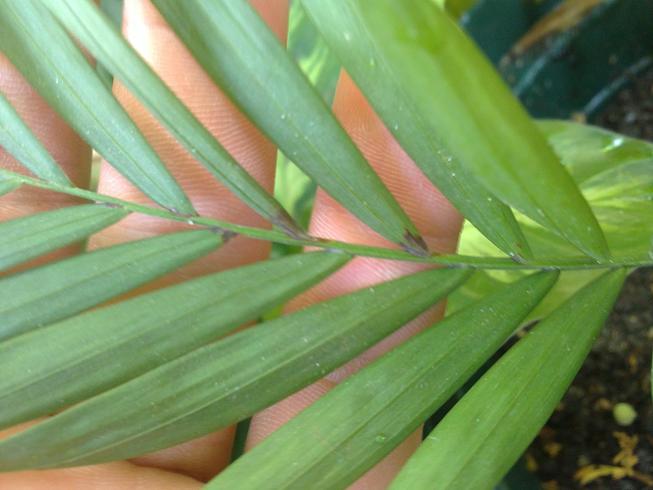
[0,0,649,486]
[0,267,468,470]
[0,0,194,213]
[207,271,558,489]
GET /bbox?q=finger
[0,54,92,265]
[129,428,235,483]
[0,462,202,490]
[287,71,461,381]
[84,0,289,479]
[0,422,201,490]
[246,71,463,488]
[88,0,287,289]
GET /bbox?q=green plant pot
[464,0,653,120]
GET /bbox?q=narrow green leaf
[0,177,20,197]
[0,252,348,429]
[207,271,558,490]
[45,0,299,235]
[0,268,469,470]
[303,0,608,260]
[0,0,194,214]
[391,269,626,490]
[273,0,341,231]
[0,92,70,184]
[0,229,223,341]
[0,204,126,272]
[95,0,123,88]
[303,0,532,260]
[153,0,425,252]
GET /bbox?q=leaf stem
[2,169,650,271]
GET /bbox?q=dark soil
[528,71,653,489]
[593,68,653,141]
[529,268,653,490]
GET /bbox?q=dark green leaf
[45,0,299,235]
[0,252,348,428]
[0,204,126,272]
[391,269,626,489]
[302,0,608,260]
[153,0,425,252]
[0,0,194,214]
[207,271,557,490]
[0,229,223,341]
[0,267,469,470]
[0,92,70,184]
[302,0,532,260]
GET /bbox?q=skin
[0,0,462,488]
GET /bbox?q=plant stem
[2,169,651,271]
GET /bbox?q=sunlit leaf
[0,0,194,214]
[207,271,557,490]
[0,252,348,429]
[452,121,653,321]
[153,0,425,252]
[0,204,126,272]
[303,0,533,260]
[540,120,653,184]
[0,267,469,470]
[435,0,478,18]
[303,0,608,260]
[0,229,223,341]
[391,269,625,489]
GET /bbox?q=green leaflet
[0,92,70,185]
[391,269,626,490]
[95,0,123,88]
[273,0,340,230]
[0,0,194,214]
[303,0,608,260]
[0,267,469,470]
[153,0,425,253]
[0,177,20,197]
[584,160,653,205]
[0,229,223,341]
[0,204,127,272]
[45,0,299,235]
[207,271,557,490]
[302,0,532,260]
[452,121,653,322]
[0,252,348,429]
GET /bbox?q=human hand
[0,1,462,488]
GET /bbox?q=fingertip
[90,0,292,287]
[0,55,92,264]
[329,71,463,250]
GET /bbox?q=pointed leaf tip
[153,0,421,247]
